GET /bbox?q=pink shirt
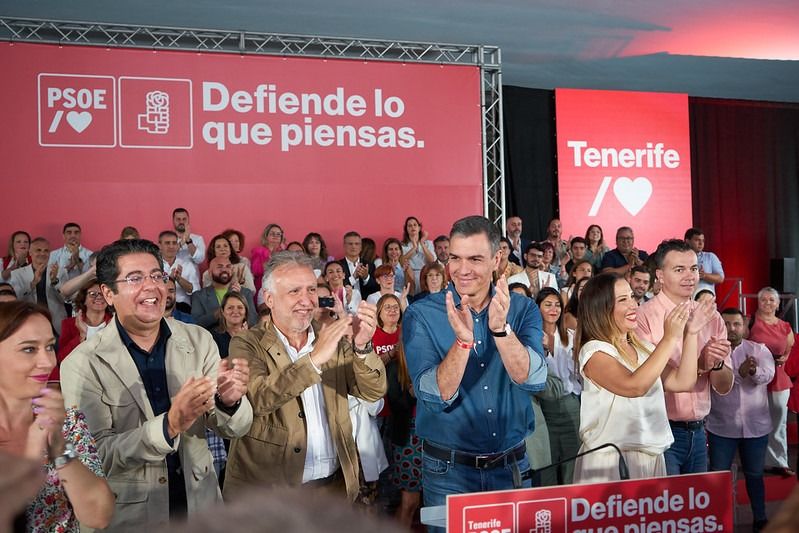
[748,317,793,392]
[705,339,775,438]
[636,291,731,421]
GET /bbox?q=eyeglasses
[112,272,169,286]
[87,290,105,300]
[268,231,283,237]
[382,305,401,312]
[380,273,395,279]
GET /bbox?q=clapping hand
[217,358,249,406]
[488,275,511,333]
[445,291,474,344]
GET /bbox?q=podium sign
[447,471,733,533]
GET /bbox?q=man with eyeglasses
[601,226,649,276]
[191,257,257,330]
[8,237,67,334]
[61,239,253,529]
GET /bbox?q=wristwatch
[54,443,78,469]
[352,340,374,355]
[490,323,512,337]
[185,238,193,245]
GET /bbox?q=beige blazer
[223,320,386,501]
[61,317,253,530]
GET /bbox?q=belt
[669,419,704,431]
[423,441,527,470]
[303,468,342,488]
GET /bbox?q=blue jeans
[422,448,533,533]
[707,432,768,522]
[665,423,708,475]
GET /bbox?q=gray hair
[262,251,315,293]
[757,286,780,301]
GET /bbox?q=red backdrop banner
[447,471,733,533]
[555,88,692,254]
[1,42,484,256]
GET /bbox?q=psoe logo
[517,498,568,533]
[38,73,117,147]
[119,77,193,149]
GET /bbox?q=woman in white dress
[573,273,714,482]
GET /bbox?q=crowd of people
[0,209,797,533]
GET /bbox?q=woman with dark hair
[119,226,140,240]
[563,276,590,331]
[400,216,435,294]
[202,234,255,292]
[573,273,713,482]
[221,228,250,270]
[561,259,593,305]
[540,241,567,287]
[302,232,334,274]
[498,237,523,280]
[366,265,409,310]
[53,278,113,381]
[584,224,609,271]
[251,223,285,294]
[1,230,31,281]
[535,287,581,485]
[211,291,250,358]
[361,237,377,266]
[412,262,447,302]
[378,294,421,527]
[0,301,114,531]
[748,286,796,477]
[375,238,413,295]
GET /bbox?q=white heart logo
[66,111,93,133]
[613,177,652,216]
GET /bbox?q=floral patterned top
[26,408,105,533]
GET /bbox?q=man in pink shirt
[636,239,733,474]
[706,308,774,532]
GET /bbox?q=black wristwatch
[352,340,374,354]
[185,238,193,245]
[490,323,512,337]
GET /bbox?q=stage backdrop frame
[0,16,506,229]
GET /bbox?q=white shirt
[345,257,370,288]
[273,326,339,482]
[48,245,93,282]
[545,329,582,396]
[163,257,199,304]
[366,290,401,305]
[177,233,206,265]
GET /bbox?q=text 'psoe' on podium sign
[447,471,733,533]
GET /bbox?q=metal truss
[0,16,505,225]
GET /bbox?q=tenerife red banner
[555,89,692,253]
[447,471,733,533]
[0,42,483,254]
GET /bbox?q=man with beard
[706,308,774,532]
[507,242,558,299]
[49,222,93,284]
[191,257,257,329]
[505,216,529,266]
[433,235,450,265]
[542,218,569,267]
[630,265,652,304]
[636,239,733,475]
[164,277,194,323]
[172,208,206,265]
[223,251,386,500]
[601,226,648,275]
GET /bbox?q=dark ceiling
[4,0,799,103]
